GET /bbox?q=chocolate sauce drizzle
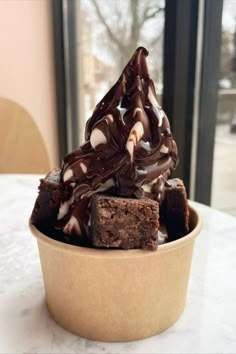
[58,47,178,237]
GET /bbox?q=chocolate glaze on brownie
[31,169,62,229]
[31,173,189,248]
[160,178,189,241]
[91,194,159,250]
[31,169,73,233]
[31,169,90,246]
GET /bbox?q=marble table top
[0,174,236,354]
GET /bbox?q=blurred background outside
[79,0,165,122]
[211,0,236,216]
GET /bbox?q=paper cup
[29,205,202,342]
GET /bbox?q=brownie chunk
[31,169,63,230]
[160,178,189,241]
[91,195,159,250]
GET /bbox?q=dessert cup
[29,205,202,342]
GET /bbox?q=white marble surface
[0,174,236,354]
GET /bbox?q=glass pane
[211,0,236,216]
[77,0,165,140]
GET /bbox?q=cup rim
[29,205,202,259]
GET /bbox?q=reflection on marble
[0,174,236,353]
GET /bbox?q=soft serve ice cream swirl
[57,47,178,237]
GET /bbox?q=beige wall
[0,0,58,167]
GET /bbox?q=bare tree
[90,0,164,72]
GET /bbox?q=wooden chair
[0,97,50,173]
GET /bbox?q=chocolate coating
[58,47,179,237]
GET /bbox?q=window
[211,0,236,216]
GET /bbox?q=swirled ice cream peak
[58,47,178,237]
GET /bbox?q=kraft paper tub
[29,205,202,342]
